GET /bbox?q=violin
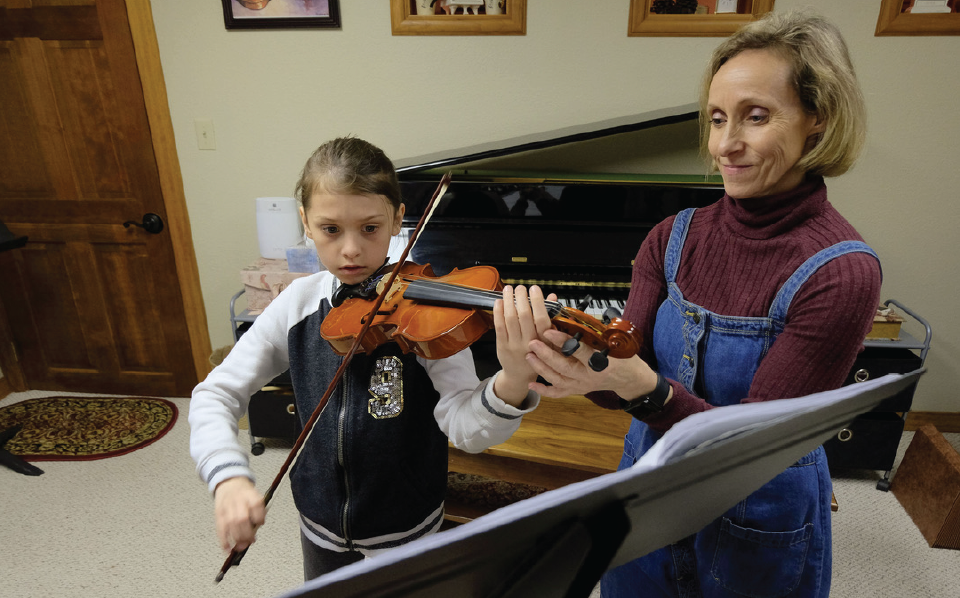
[320,261,641,372]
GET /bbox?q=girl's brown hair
[295,137,402,212]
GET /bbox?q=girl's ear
[392,203,406,235]
[299,206,312,238]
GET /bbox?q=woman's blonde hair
[699,10,866,177]
[295,136,402,212]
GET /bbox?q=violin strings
[399,275,603,324]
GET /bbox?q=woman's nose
[716,123,743,156]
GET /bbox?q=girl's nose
[341,234,361,258]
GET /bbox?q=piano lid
[394,103,704,177]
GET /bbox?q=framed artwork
[876,0,960,36]
[390,0,526,36]
[221,0,341,30]
[628,0,775,37]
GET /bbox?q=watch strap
[619,373,670,420]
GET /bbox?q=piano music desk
[446,395,631,522]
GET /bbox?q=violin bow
[215,172,451,583]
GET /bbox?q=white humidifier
[256,197,301,260]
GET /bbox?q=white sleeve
[188,294,293,494]
[426,347,540,454]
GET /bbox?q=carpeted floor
[1,389,958,598]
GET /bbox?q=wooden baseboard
[0,376,10,401]
[906,412,960,433]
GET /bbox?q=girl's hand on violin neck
[214,476,266,553]
[526,328,652,401]
[492,285,556,406]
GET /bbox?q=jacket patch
[368,356,403,419]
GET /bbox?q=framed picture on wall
[221,0,341,30]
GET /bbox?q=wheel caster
[252,442,265,456]
[876,478,891,491]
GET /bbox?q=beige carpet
[1,389,958,598]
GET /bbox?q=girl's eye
[363,225,379,233]
[321,226,338,234]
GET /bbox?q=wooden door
[0,0,209,397]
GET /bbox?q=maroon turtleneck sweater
[589,176,882,435]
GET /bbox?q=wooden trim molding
[876,0,960,36]
[390,0,526,36]
[628,0,775,37]
[906,411,960,433]
[125,0,213,381]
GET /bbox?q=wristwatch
[619,373,671,420]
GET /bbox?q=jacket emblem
[368,356,403,419]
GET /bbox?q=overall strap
[663,208,697,285]
[768,240,880,322]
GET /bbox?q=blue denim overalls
[601,208,878,598]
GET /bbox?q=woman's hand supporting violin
[522,298,672,406]
[491,285,557,406]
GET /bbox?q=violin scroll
[551,307,640,372]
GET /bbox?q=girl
[189,137,551,580]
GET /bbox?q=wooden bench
[445,395,631,523]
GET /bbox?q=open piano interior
[395,103,725,377]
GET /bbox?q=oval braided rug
[0,396,178,461]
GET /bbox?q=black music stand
[272,370,923,598]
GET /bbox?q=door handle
[123,213,164,234]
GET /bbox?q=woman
[524,11,881,597]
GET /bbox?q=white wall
[150,1,960,413]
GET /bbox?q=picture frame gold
[390,0,526,36]
[875,0,960,36]
[627,0,775,37]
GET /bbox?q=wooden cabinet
[822,299,931,491]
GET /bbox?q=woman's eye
[709,113,726,127]
[321,226,338,234]
[747,111,768,124]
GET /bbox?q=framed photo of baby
[221,0,341,30]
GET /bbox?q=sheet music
[635,377,903,470]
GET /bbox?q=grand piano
[394,104,727,521]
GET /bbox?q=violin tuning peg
[602,307,622,325]
[576,295,593,312]
[561,332,583,357]
[588,348,610,372]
